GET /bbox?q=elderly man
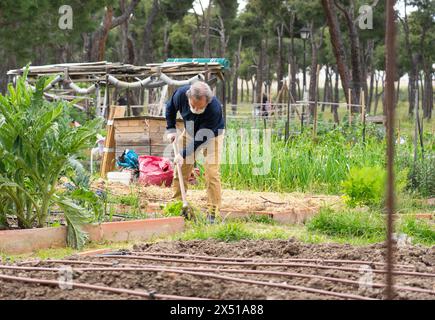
[165,81,225,223]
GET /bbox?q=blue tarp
[117,149,139,170]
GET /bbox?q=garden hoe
[172,139,195,220]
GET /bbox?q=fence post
[362,90,366,143]
[348,88,352,127]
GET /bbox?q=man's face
[188,96,207,114]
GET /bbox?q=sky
[192,0,417,17]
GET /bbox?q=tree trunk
[141,0,159,63]
[322,65,330,111]
[93,6,113,61]
[334,0,362,111]
[333,67,339,123]
[241,79,244,103]
[308,25,320,119]
[217,15,228,57]
[251,78,256,104]
[226,73,231,104]
[396,77,401,106]
[163,22,170,60]
[400,2,417,116]
[423,66,433,119]
[85,0,139,62]
[368,70,375,113]
[203,0,213,57]
[256,39,266,104]
[120,0,135,64]
[321,0,354,105]
[0,55,16,94]
[276,23,285,100]
[231,36,242,114]
[374,73,379,115]
[286,12,298,102]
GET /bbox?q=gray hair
[186,81,213,103]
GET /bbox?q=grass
[216,128,389,194]
[400,216,435,245]
[307,207,435,246]
[104,190,151,221]
[0,240,139,263]
[307,207,386,240]
[3,211,432,262]
[209,97,435,196]
[174,219,404,246]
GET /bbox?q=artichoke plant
[0,69,103,248]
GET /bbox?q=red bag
[138,155,173,187]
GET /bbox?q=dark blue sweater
[165,85,225,158]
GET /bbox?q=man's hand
[166,132,177,143]
[173,154,184,166]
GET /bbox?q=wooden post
[348,88,352,127]
[397,119,401,142]
[100,106,126,178]
[361,95,365,121]
[313,64,321,139]
[362,90,366,143]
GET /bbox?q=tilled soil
[0,239,434,300]
[103,182,341,213]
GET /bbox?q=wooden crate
[113,116,184,159]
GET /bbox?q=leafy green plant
[0,69,102,248]
[163,201,184,217]
[63,158,104,223]
[341,166,386,208]
[119,194,140,207]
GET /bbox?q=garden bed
[0,239,433,300]
[103,182,339,223]
[0,217,184,255]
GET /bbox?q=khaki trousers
[172,131,224,214]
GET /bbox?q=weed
[306,207,386,240]
[399,216,435,245]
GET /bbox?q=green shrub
[341,166,386,208]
